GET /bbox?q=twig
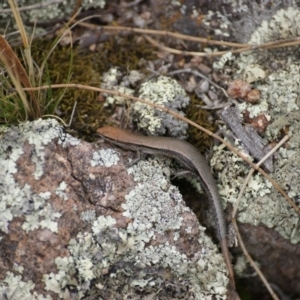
[42,114,68,127]
[68,101,77,127]
[231,135,289,300]
[232,134,289,217]
[221,106,273,172]
[101,25,300,51]
[65,22,300,57]
[232,221,280,300]
[144,35,300,57]
[76,23,249,48]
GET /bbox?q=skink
[97,126,235,289]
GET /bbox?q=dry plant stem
[232,134,290,218]
[102,25,300,51]
[231,135,289,300]
[120,0,144,8]
[65,5,82,28]
[42,114,68,127]
[232,221,280,300]
[201,103,231,110]
[102,26,300,51]
[9,0,29,49]
[169,68,224,91]
[75,23,248,48]
[7,0,40,117]
[144,35,241,57]
[9,0,34,80]
[70,0,83,18]
[144,35,300,57]
[22,84,300,216]
[68,100,77,127]
[71,23,300,57]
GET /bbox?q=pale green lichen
[12,264,24,274]
[101,67,136,106]
[0,272,52,300]
[134,75,190,138]
[202,10,231,38]
[234,255,257,278]
[212,6,300,245]
[42,256,77,298]
[234,7,300,119]
[0,119,80,234]
[211,132,300,244]
[101,72,189,138]
[91,148,120,167]
[55,181,68,201]
[80,209,96,223]
[41,153,228,299]
[22,191,62,233]
[0,0,106,36]
[213,51,234,69]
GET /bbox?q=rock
[0,118,229,299]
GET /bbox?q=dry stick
[232,135,289,300]
[144,35,300,57]
[232,135,290,217]
[70,0,83,19]
[232,222,280,300]
[74,23,248,48]
[42,114,68,127]
[101,25,300,51]
[68,100,77,127]
[23,83,300,217]
[144,35,260,57]
[72,22,300,58]
[102,23,300,51]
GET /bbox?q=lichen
[41,153,228,299]
[55,181,68,201]
[100,67,141,107]
[0,272,52,300]
[134,75,190,138]
[202,10,231,38]
[0,1,106,35]
[91,148,120,167]
[0,119,79,234]
[211,6,300,244]
[234,255,257,278]
[80,209,96,223]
